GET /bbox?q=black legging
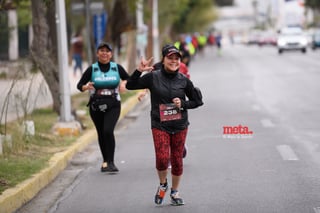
[89,100,121,163]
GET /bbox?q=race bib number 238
[159,103,182,122]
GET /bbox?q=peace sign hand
[137,57,154,72]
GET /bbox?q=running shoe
[107,162,119,172]
[154,183,168,205]
[170,190,185,206]
[101,162,108,172]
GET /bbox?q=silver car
[277,27,308,54]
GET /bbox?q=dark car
[311,29,320,50]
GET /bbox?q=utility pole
[55,0,72,122]
[53,0,81,136]
[146,0,153,59]
[152,0,160,62]
[252,0,258,28]
[85,0,92,64]
[136,0,147,59]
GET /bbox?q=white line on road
[261,119,275,128]
[314,207,320,213]
[276,145,299,161]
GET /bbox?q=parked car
[311,29,320,50]
[246,30,261,46]
[258,31,277,46]
[277,27,308,54]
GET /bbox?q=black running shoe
[101,166,108,172]
[101,162,108,172]
[170,190,185,206]
[107,162,119,172]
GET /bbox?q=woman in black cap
[126,44,203,206]
[77,42,129,173]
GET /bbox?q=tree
[305,0,320,9]
[172,0,218,34]
[105,0,136,47]
[157,0,190,40]
[30,0,61,114]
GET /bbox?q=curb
[0,92,141,213]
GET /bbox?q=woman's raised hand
[137,57,154,72]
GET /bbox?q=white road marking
[314,207,320,213]
[276,145,299,161]
[261,119,275,128]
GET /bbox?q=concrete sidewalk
[0,62,86,124]
[0,61,139,213]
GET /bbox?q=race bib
[159,103,181,122]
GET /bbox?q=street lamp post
[252,0,258,27]
[152,0,160,62]
[53,0,81,136]
[55,0,72,122]
[85,0,92,64]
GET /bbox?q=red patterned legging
[151,128,188,176]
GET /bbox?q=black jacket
[126,68,200,134]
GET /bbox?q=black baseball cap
[162,45,182,58]
[97,42,112,51]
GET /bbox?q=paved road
[17,44,320,213]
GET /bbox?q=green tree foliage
[156,0,190,42]
[172,0,217,34]
[305,0,320,10]
[12,0,31,27]
[158,0,190,27]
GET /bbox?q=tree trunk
[30,0,60,114]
